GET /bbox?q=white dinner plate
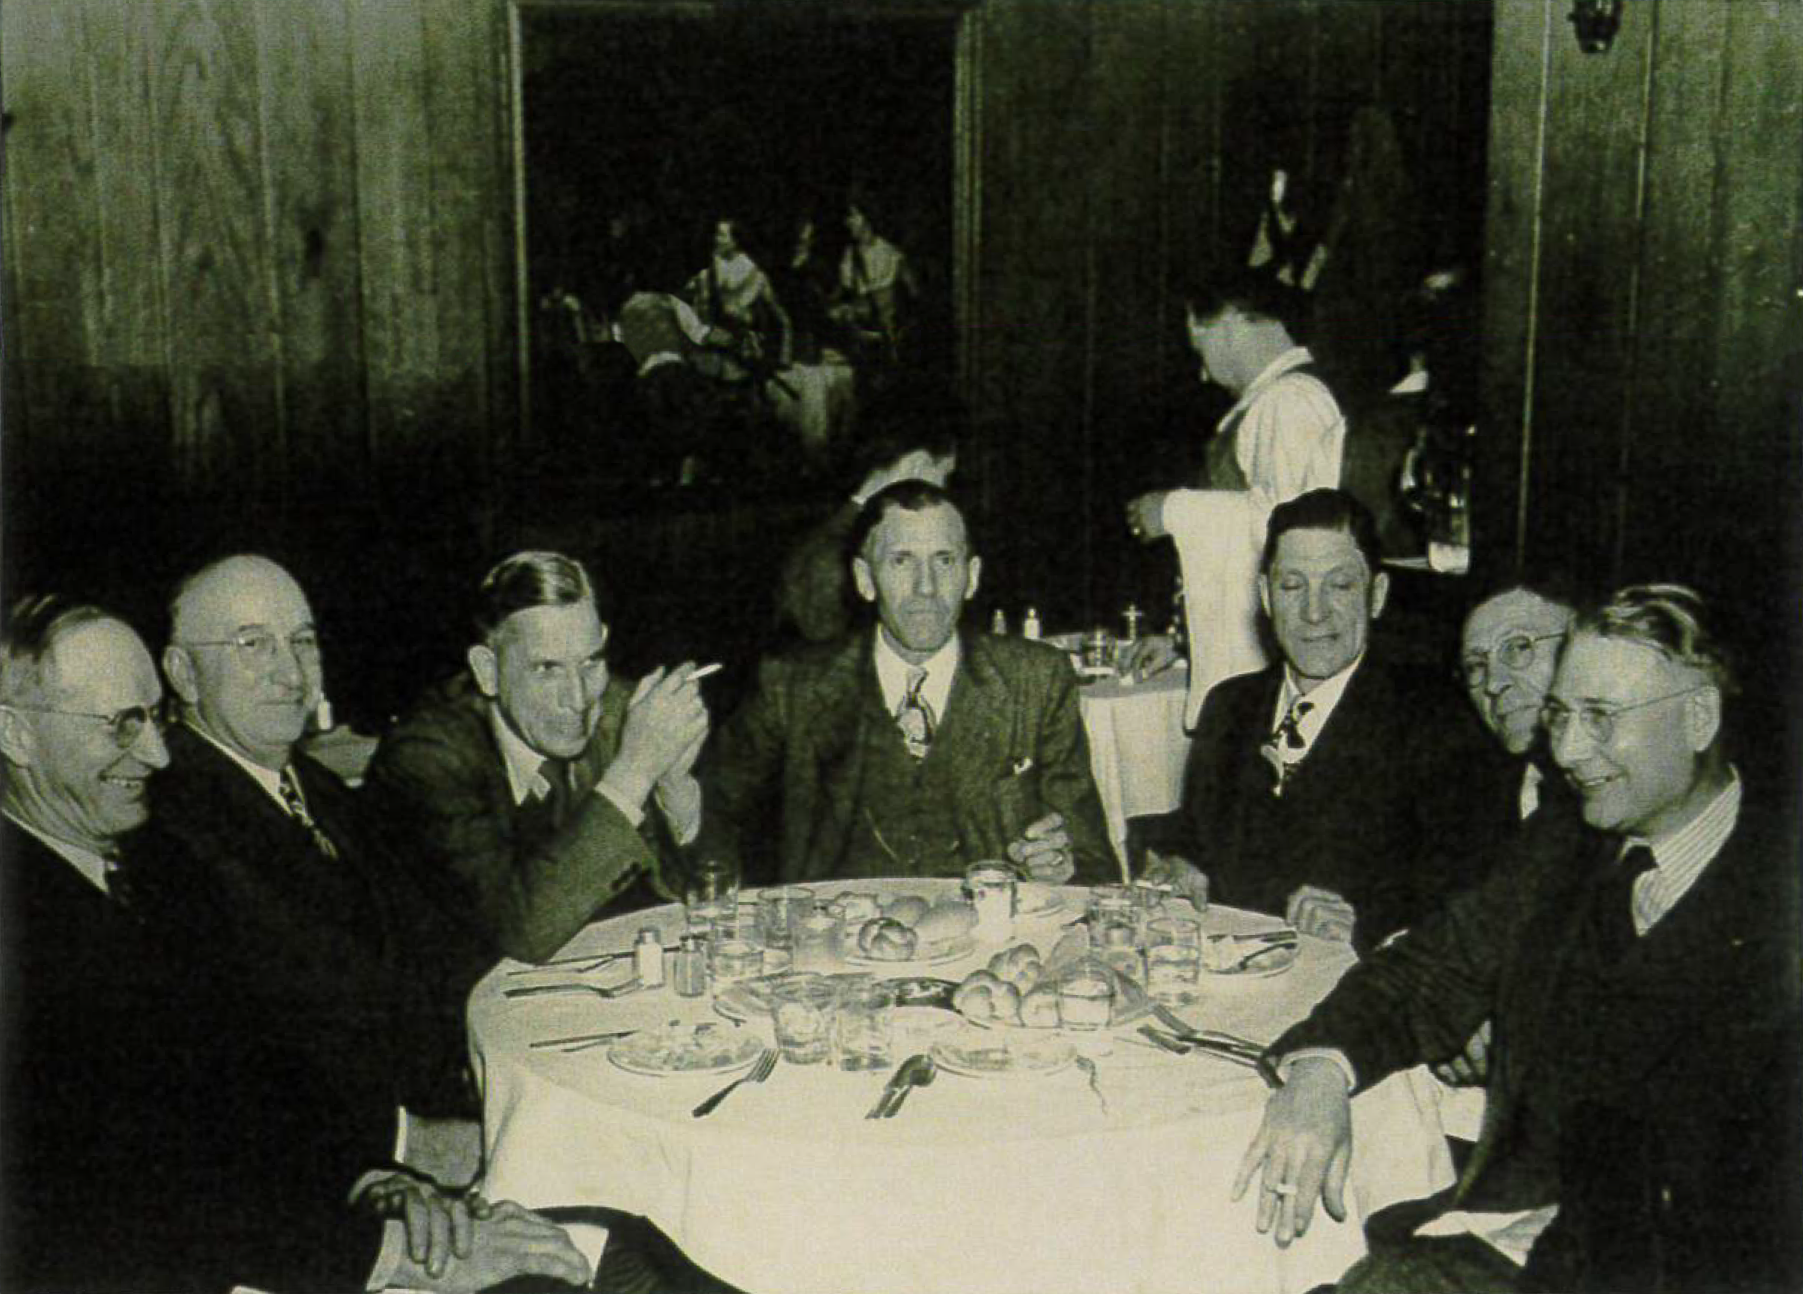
[845,934,976,968]
[1204,940,1300,979]
[713,971,866,1023]
[1014,885,1065,919]
[931,1032,1076,1079]
[608,1024,766,1077]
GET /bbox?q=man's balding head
[164,556,322,771]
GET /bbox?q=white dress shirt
[873,631,960,723]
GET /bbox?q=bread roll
[952,973,1021,1023]
[856,917,919,961]
[915,900,978,946]
[988,943,1044,994]
[1019,986,1062,1028]
[881,895,931,928]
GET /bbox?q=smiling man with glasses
[1236,582,1803,1294]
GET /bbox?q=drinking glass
[757,886,811,950]
[1145,944,1203,1006]
[770,978,837,1065]
[709,937,763,988]
[1059,962,1116,1038]
[1088,884,1136,949]
[1146,916,1201,948]
[965,862,1017,935]
[684,857,740,939]
[792,906,843,972]
[831,978,895,1072]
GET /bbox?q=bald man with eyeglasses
[1235,584,1803,1294]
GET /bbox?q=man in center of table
[699,480,1112,884]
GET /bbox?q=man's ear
[963,556,982,603]
[851,557,877,604]
[162,645,199,707]
[1685,685,1723,754]
[467,644,500,699]
[0,706,35,767]
[1257,574,1272,622]
[1370,572,1391,621]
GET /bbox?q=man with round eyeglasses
[1235,583,1803,1294]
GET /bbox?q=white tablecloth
[472,884,1455,1294]
[1077,667,1191,873]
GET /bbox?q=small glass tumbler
[792,906,843,972]
[757,886,812,951]
[684,857,740,939]
[1058,963,1116,1057]
[1146,944,1203,1006]
[832,978,895,1072]
[671,934,708,998]
[1082,627,1115,671]
[966,862,1018,935]
[770,978,838,1065]
[709,937,763,989]
[1088,884,1136,949]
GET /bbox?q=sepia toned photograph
[2,1,1799,1291]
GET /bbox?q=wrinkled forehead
[1463,590,1572,652]
[866,503,969,561]
[1268,527,1370,581]
[43,618,160,707]
[176,558,315,639]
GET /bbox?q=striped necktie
[1261,698,1315,796]
[279,765,340,859]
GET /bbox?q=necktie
[1261,699,1315,796]
[1591,843,1657,962]
[895,667,936,760]
[542,758,576,830]
[280,765,341,859]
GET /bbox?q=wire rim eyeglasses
[174,630,321,665]
[1458,631,1566,689]
[5,702,165,749]
[1540,685,1705,745]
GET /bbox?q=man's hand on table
[605,663,712,811]
[1232,1056,1353,1248]
[1126,491,1171,544]
[390,1198,594,1293]
[1433,1019,1491,1087]
[361,1171,478,1279]
[1285,885,1356,943]
[1139,849,1209,911]
[1116,634,1180,682]
[1007,812,1075,883]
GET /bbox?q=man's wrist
[597,761,655,823]
[1277,1049,1357,1092]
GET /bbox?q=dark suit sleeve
[1031,660,1116,885]
[366,725,654,964]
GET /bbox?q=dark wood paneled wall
[1481,0,1803,635]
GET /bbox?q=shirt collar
[184,718,289,807]
[873,630,961,719]
[2,808,116,895]
[1222,346,1316,429]
[1631,767,1741,871]
[1275,652,1363,742]
[487,704,555,808]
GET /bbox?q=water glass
[709,937,763,988]
[965,862,1017,935]
[757,886,812,950]
[1088,884,1136,949]
[1146,944,1203,1005]
[770,978,838,1065]
[831,978,895,1072]
[1146,916,1201,949]
[1058,965,1116,1031]
[792,906,843,972]
[684,857,740,938]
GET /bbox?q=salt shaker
[1021,607,1042,640]
[672,934,707,997]
[634,927,665,988]
[990,607,1009,635]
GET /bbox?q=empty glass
[792,905,843,972]
[1088,884,1136,949]
[832,978,895,1072]
[757,886,812,950]
[685,857,740,939]
[1146,944,1203,1006]
[770,978,837,1065]
[966,862,1017,935]
[709,937,763,988]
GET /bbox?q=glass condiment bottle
[1021,607,1042,640]
[991,607,1009,634]
[634,927,665,988]
[672,934,707,997]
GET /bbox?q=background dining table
[470,881,1457,1294]
[1073,662,1191,874]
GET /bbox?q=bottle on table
[634,927,665,988]
[1021,607,1042,641]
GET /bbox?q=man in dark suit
[701,481,1112,884]
[148,554,483,1140]
[366,550,711,965]
[1137,488,1494,949]
[0,595,591,1293]
[1234,583,1803,1294]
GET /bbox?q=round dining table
[470,881,1456,1294]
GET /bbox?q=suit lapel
[930,634,1015,772]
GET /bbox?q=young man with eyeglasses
[143,555,491,1171]
[1236,583,1803,1294]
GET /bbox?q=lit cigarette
[689,663,724,681]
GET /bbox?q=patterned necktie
[543,758,577,830]
[279,765,340,859]
[1260,699,1315,796]
[1592,843,1657,962]
[895,667,936,760]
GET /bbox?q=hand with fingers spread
[1285,884,1357,944]
[1139,848,1209,912]
[360,1171,476,1282]
[1231,1056,1353,1247]
[1433,1019,1492,1087]
[390,1198,594,1293]
[606,662,712,811]
[1007,812,1074,883]
[1116,634,1180,683]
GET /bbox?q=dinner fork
[503,978,643,1001]
[692,1048,778,1118]
[1149,1002,1262,1052]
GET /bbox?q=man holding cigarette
[700,482,1112,885]
[367,551,711,964]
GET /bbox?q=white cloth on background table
[1075,667,1191,872]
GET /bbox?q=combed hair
[1573,583,1739,697]
[847,481,974,561]
[0,595,114,704]
[474,552,596,641]
[1185,268,1304,330]
[1261,488,1382,579]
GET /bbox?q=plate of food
[844,932,975,968]
[713,971,863,1023]
[1202,934,1300,978]
[930,1030,1076,1079]
[608,1022,767,1077]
